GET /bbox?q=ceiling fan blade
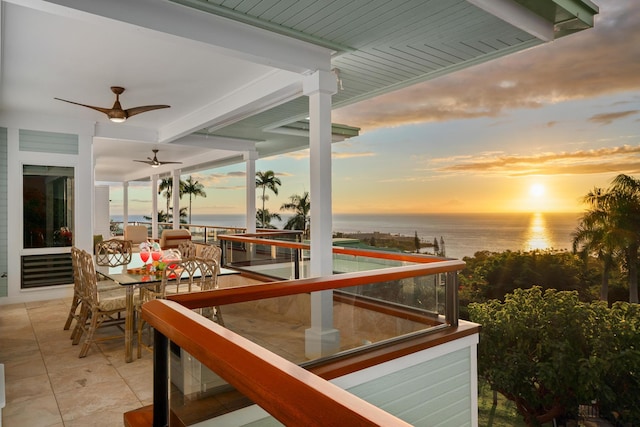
[54,98,111,115]
[133,160,154,165]
[125,105,171,118]
[158,161,182,165]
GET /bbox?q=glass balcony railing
[132,251,467,427]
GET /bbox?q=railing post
[153,329,169,427]
[220,241,227,267]
[294,248,301,279]
[445,271,459,327]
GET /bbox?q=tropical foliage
[256,208,281,229]
[573,174,640,303]
[158,177,185,222]
[458,249,598,308]
[280,192,310,237]
[469,287,640,426]
[256,170,281,227]
[182,175,206,224]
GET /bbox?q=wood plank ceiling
[172,0,546,141]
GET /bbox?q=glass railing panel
[339,272,447,315]
[221,240,301,280]
[332,252,412,273]
[168,341,259,426]
[218,275,446,366]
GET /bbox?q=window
[23,165,74,248]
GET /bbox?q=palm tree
[577,175,640,303]
[182,175,207,224]
[158,177,186,222]
[256,171,281,227]
[143,210,171,223]
[606,174,640,303]
[573,187,619,302]
[158,178,173,219]
[256,208,281,229]
[280,192,310,238]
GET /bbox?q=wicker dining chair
[177,241,197,260]
[196,257,224,326]
[63,247,85,335]
[95,238,133,267]
[64,245,125,338]
[199,244,222,266]
[136,261,182,358]
[73,250,131,358]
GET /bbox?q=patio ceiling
[0,0,597,182]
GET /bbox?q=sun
[529,183,545,198]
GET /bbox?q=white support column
[303,69,339,358]
[172,169,181,229]
[151,174,159,240]
[244,151,257,233]
[123,182,129,227]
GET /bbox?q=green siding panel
[0,127,7,297]
[347,347,472,427]
[238,346,473,427]
[19,129,79,155]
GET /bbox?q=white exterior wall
[0,112,96,305]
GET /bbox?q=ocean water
[119,212,582,260]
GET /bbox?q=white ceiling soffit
[93,137,245,183]
[2,0,333,144]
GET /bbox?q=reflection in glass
[23,165,74,248]
[525,212,551,251]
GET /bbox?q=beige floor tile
[63,407,131,427]
[41,345,104,373]
[0,335,40,360]
[56,377,141,422]
[5,373,54,404]
[2,393,63,427]
[121,365,154,403]
[48,360,121,395]
[3,350,47,381]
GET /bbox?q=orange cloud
[438,145,640,176]
[333,0,640,131]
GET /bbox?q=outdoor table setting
[96,242,238,362]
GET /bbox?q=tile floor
[1,298,153,427]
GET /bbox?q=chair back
[199,244,222,265]
[162,259,199,294]
[79,250,99,304]
[95,239,133,267]
[195,257,219,291]
[124,225,149,244]
[160,229,191,249]
[177,241,197,260]
[71,246,84,292]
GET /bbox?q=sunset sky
[117,0,640,217]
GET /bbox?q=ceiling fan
[54,86,170,123]
[133,149,182,168]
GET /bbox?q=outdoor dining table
[96,257,239,363]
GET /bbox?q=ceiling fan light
[109,117,127,123]
[151,163,160,168]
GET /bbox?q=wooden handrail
[220,233,450,263]
[168,260,464,310]
[143,299,413,426]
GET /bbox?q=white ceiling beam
[173,134,258,152]
[159,70,304,143]
[121,147,240,182]
[466,0,555,42]
[12,0,332,74]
